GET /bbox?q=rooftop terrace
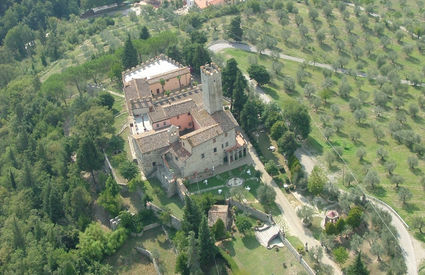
[124,59,179,83]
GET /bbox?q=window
[157,88,160,94]
[175,157,178,161]
[152,162,156,166]
[221,144,224,148]
[156,124,159,127]
[163,122,166,126]
[214,148,217,153]
[225,142,229,147]
[188,122,192,127]
[201,153,205,159]
[188,112,191,115]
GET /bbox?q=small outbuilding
[325,210,339,224]
[208,204,231,230]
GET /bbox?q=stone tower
[201,63,223,114]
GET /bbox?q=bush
[325,222,337,235]
[98,190,122,217]
[119,160,139,181]
[235,214,252,235]
[247,64,270,85]
[265,160,279,176]
[346,206,363,228]
[333,247,348,265]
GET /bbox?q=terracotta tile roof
[182,124,223,147]
[170,142,191,161]
[149,99,197,123]
[191,108,216,127]
[124,78,151,100]
[211,110,239,132]
[163,99,196,119]
[208,204,229,227]
[134,129,170,153]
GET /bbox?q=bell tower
[201,63,223,114]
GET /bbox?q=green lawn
[221,232,305,274]
[187,165,266,208]
[218,48,425,234]
[107,228,177,275]
[106,235,156,275]
[145,178,185,219]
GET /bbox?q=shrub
[346,206,363,228]
[265,160,279,176]
[119,160,139,181]
[325,222,337,235]
[235,214,252,235]
[332,247,348,265]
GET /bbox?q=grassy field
[145,177,185,219]
[220,232,305,274]
[217,47,425,235]
[107,228,177,274]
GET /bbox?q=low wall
[146,202,182,230]
[176,178,189,201]
[130,223,161,237]
[227,199,273,224]
[135,247,162,275]
[282,237,315,275]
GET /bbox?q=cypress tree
[228,16,243,41]
[140,26,150,40]
[346,252,369,275]
[182,196,202,236]
[76,137,104,186]
[198,215,216,269]
[221,58,238,98]
[9,169,16,189]
[122,35,138,69]
[22,161,33,188]
[186,231,201,274]
[232,70,247,118]
[12,217,25,250]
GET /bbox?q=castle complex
[122,55,247,196]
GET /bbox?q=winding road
[208,41,424,274]
[208,41,424,87]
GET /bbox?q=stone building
[122,54,191,108]
[208,204,231,229]
[123,59,247,197]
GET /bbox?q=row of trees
[175,197,218,274]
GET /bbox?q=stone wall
[135,247,162,275]
[182,128,236,178]
[146,202,182,230]
[176,178,189,201]
[130,223,161,237]
[227,199,273,224]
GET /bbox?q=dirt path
[246,143,343,274]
